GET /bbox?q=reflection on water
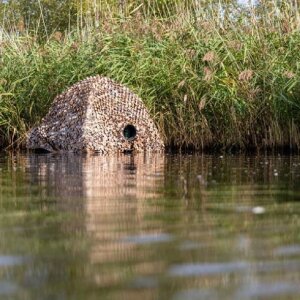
[0,153,300,299]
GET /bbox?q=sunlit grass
[1,0,300,151]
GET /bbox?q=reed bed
[1,0,300,151]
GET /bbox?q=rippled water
[0,153,300,299]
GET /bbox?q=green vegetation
[1,0,300,151]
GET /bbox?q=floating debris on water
[252,206,266,214]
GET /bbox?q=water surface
[0,153,300,299]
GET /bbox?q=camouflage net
[27,76,164,153]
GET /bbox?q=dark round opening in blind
[123,124,137,141]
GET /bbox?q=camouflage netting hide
[27,76,164,153]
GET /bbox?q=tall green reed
[0,0,300,151]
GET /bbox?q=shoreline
[1,143,300,155]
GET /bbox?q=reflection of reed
[21,153,300,297]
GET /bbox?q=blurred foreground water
[0,153,300,299]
